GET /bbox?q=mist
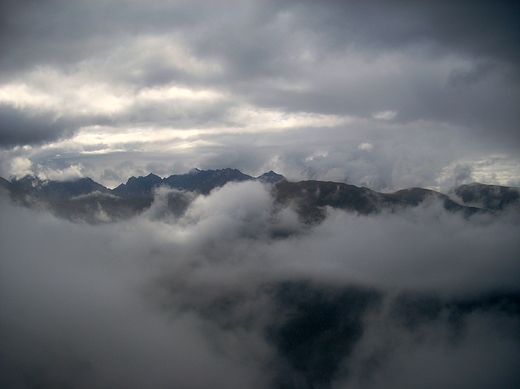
[1,181,519,388]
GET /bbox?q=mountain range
[1,168,518,224]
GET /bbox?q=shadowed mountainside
[273,181,492,222]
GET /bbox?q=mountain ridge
[2,168,518,224]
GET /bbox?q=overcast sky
[1,0,519,190]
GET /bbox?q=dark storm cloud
[1,182,520,388]
[0,0,240,87]
[287,1,520,64]
[177,1,520,144]
[0,104,70,146]
[3,1,518,91]
[0,0,203,75]
[4,1,518,70]
[0,104,112,147]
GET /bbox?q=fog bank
[1,181,519,388]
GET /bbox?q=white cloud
[470,155,520,187]
[436,155,520,189]
[0,33,222,119]
[9,157,33,178]
[0,83,60,111]
[36,164,85,182]
[0,71,132,116]
[137,85,224,102]
[227,105,346,130]
[372,110,397,120]
[358,142,374,151]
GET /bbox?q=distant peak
[257,171,285,184]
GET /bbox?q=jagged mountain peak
[110,167,272,198]
[2,170,518,224]
[163,168,254,195]
[125,172,162,183]
[257,171,286,184]
[113,173,163,198]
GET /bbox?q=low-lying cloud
[1,181,519,388]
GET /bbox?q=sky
[0,0,519,190]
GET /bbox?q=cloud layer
[0,1,519,189]
[2,181,519,388]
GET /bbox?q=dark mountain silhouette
[0,176,15,194]
[1,168,283,222]
[1,169,518,224]
[110,168,262,198]
[164,168,254,194]
[113,173,163,198]
[257,170,286,184]
[272,181,490,222]
[10,175,110,201]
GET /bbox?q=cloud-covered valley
[1,180,519,388]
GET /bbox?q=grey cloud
[193,1,520,81]
[1,0,519,157]
[0,1,187,74]
[185,1,520,148]
[448,60,499,87]
[0,104,71,146]
[452,163,474,186]
[277,1,520,67]
[0,0,245,82]
[13,119,496,191]
[4,1,518,72]
[118,97,235,129]
[0,104,112,147]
